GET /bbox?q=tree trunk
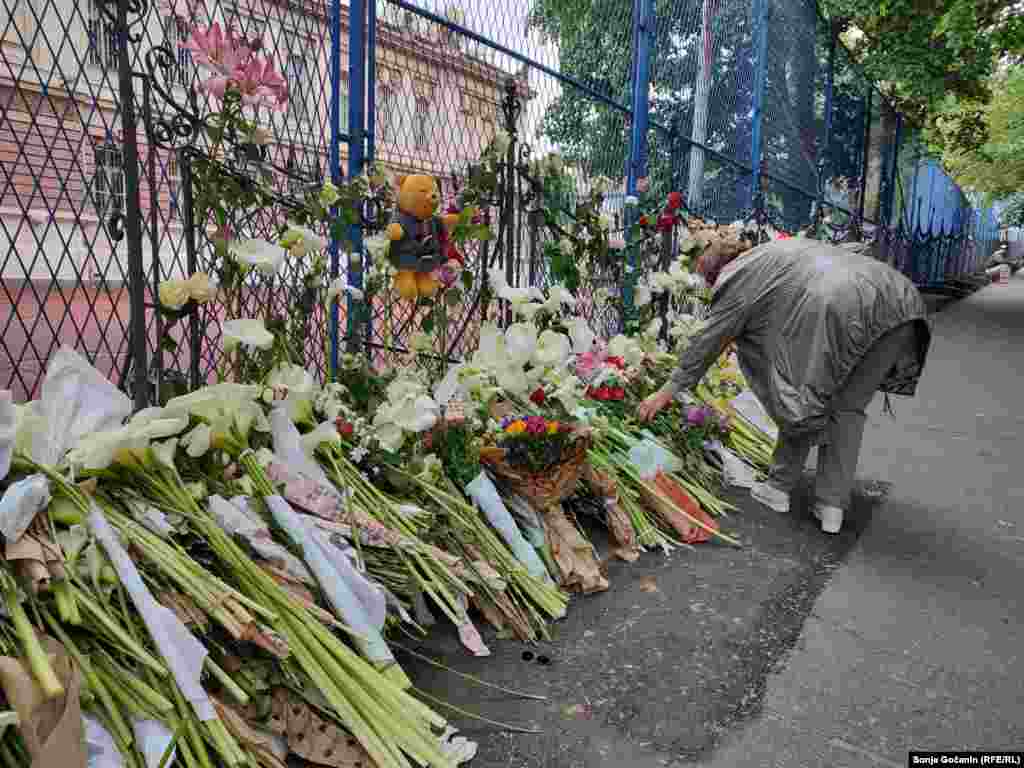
[863,104,899,224]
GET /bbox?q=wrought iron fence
[0,0,1006,404]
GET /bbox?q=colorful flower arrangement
[497,415,577,473]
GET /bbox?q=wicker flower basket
[479,432,609,594]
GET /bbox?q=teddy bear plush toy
[386,174,464,300]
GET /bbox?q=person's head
[695,237,751,287]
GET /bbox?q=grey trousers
[768,322,918,509]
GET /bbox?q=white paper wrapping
[269,407,331,484]
[208,495,313,584]
[264,495,394,667]
[730,390,779,441]
[132,718,177,768]
[0,390,14,482]
[36,346,133,467]
[704,439,758,489]
[502,493,547,549]
[88,505,215,721]
[0,474,51,542]
[628,436,683,480]
[466,472,550,582]
[300,515,387,633]
[84,714,124,768]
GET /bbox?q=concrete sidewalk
[697,274,1024,766]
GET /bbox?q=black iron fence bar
[180,151,202,391]
[109,0,149,409]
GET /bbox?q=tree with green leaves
[928,65,1024,203]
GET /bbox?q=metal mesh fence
[0,0,1009,401]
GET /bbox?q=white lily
[232,239,286,275]
[222,318,275,351]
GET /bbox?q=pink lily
[232,56,289,111]
[184,22,253,77]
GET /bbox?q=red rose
[606,356,625,369]
[667,191,683,211]
[597,386,612,400]
[656,214,676,233]
[613,387,625,399]
[336,420,355,438]
[530,387,546,405]
[639,215,650,227]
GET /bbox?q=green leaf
[460,270,474,291]
[445,288,463,307]
[160,336,178,352]
[421,314,435,334]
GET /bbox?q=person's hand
[638,388,674,422]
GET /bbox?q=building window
[339,82,349,135]
[167,153,180,219]
[87,0,119,71]
[287,53,308,119]
[414,98,430,148]
[93,142,125,216]
[378,86,394,142]
[163,16,191,87]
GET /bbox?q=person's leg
[814,322,918,531]
[752,429,814,512]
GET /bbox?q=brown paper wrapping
[0,636,85,768]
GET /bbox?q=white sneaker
[813,503,843,534]
[751,481,790,513]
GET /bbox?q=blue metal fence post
[328,0,343,378]
[622,0,654,332]
[346,0,367,356]
[747,0,770,213]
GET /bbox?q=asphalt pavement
[400,274,1024,767]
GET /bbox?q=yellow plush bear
[386,174,461,300]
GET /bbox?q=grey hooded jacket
[666,239,932,435]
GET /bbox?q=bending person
[638,237,931,534]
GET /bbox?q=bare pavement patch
[396,476,887,768]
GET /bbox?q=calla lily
[634,283,652,308]
[222,318,275,351]
[151,438,179,468]
[364,233,391,263]
[181,423,212,458]
[232,239,286,275]
[301,421,341,457]
[281,225,329,257]
[267,363,316,396]
[504,323,538,366]
[568,318,596,355]
[534,330,572,369]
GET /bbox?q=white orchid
[372,378,440,453]
[232,239,286,275]
[281,224,329,257]
[222,319,275,352]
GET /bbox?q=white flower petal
[504,323,538,366]
[232,239,286,275]
[222,319,275,351]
